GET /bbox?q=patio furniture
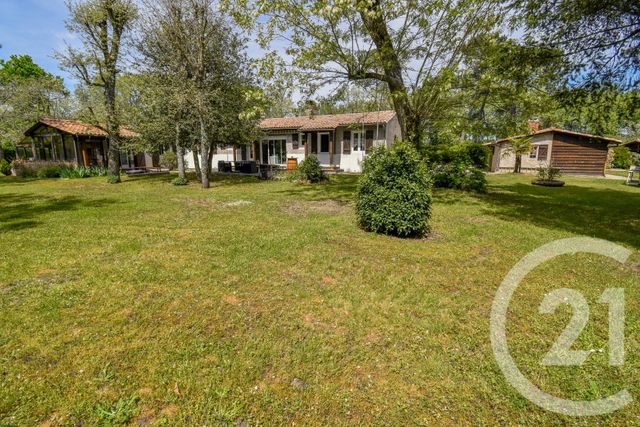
[234,161,257,174]
[218,161,232,173]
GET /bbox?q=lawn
[0,173,639,426]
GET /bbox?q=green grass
[0,173,639,425]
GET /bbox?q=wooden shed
[489,128,621,176]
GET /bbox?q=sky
[0,0,276,93]
[0,0,77,86]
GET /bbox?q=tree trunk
[514,155,522,173]
[176,123,186,179]
[105,75,121,182]
[206,144,215,180]
[359,0,415,147]
[193,147,201,180]
[199,117,210,189]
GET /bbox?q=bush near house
[424,142,490,169]
[11,160,107,179]
[298,154,326,183]
[0,159,11,176]
[611,146,633,169]
[356,142,432,238]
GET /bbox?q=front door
[352,131,365,166]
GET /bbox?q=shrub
[0,159,11,176]
[36,165,63,179]
[298,154,326,183]
[11,160,71,178]
[466,143,490,168]
[356,142,432,237]
[171,177,189,186]
[633,153,640,167]
[536,163,562,181]
[159,152,178,171]
[106,175,120,184]
[461,168,488,193]
[611,146,633,169]
[2,142,16,162]
[431,163,466,189]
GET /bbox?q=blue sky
[0,0,77,86]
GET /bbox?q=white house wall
[494,133,554,173]
[182,119,400,173]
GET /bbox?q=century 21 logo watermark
[490,237,633,416]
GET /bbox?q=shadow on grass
[273,174,360,203]
[0,193,116,233]
[479,181,640,249]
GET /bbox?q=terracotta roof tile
[260,110,396,131]
[27,117,140,138]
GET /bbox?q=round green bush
[356,142,432,237]
[461,168,488,193]
[171,177,189,186]
[298,155,326,183]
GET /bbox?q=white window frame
[529,145,539,159]
[352,131,365,152]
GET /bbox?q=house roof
[493,128,622,145]
[260,110,396,131]
[25,117,140,138]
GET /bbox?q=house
[19,117,152,169]
[185,110,402,173]
[489,127,621,176]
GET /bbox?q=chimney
[528,119,540,133]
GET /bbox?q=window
[538,145,549,161]
[352,131,365,152]
[292,133,299,150]
[529,146,539,159]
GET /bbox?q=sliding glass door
[262,139,287,165]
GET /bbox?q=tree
[139,0,263,189]
[57,0,137,183]
[519,0,640,89]
[503,136,532,173]
[224,0,505,148]
[0,55,69,154]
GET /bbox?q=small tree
[57,0,137,183]
[503,136,532,173]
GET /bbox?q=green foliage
[95,395,139,426]
[11,160,68,178]
[425,143,489,168]
[36,165,63,179]
[432,163,466,189]
[612,146,633,169]
[298,155,326,183]
[0,55,49,83]
[356,143,432,237]
[536,164,562,181]
[106,175,120,184]
[159,152,178,171]
[0,159,11,176]
[2,142,17,162]
[171,177,189,186]
[461,168,488,193]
